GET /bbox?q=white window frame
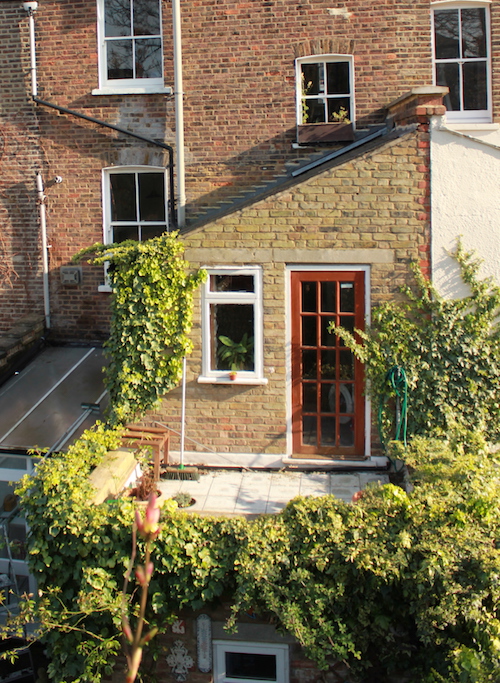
[295,54,355,127]
[94,0,167,95]
[213,641,289,683]
[198,266,266,385]
[431,1,492,123]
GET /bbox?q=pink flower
[136,494,161,539]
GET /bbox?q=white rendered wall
[430,115,500,299]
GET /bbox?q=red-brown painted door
[291,271,365,457]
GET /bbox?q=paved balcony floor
[157,469,389,517]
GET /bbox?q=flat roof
[0,346,108,452]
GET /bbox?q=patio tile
[359,473,390,486]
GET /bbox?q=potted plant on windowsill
[217,333,254,380]
[298,106,355,144]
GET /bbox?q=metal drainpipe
[23,1,38,97]
[172,0,186,228]
[35,172,51,330]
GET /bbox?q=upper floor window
[432,2,491,123]
[96,0,164,93]
[103,167,168,244]
[296,55,355,144]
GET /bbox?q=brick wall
[146,124,430,458]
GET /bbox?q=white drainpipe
[23,1,38,97]
[36,172,51,330]
[172,0,186,228]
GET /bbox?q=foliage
[332,243,500,444]
[7,422,500,682]
[217,333,254,371]
[74,233,206,424]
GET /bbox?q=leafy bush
[8,426,500,683]
[333,243,500,444]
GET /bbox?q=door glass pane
[463,61,487,110]
[135,38,162,78]
[321,317,336,347]
[339,314,354,333]
[320,281,336,312]
[303,416,317,445]
[303,383,317,412]
[110,174,136,221]
[302,317,316,347]
[462,8,486,58]
[340,417,354,447]
[133,0,161,36]
[302,282,317,312]
[340,282,355,312]
[105,0,131,37]
[320,350,336,379]
[302,350,317,379]
[339,383,354,414]
[320,416,336,446]
[434,9,459,59]
[437,63,460,110]
[326,62,350,94]
[339,350,354,380]
[107,40,133,79]
[211,304,254,371]
[138,173,165,221]
[321,383,335,412]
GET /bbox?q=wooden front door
[291,271,365,458]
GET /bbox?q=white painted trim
[213,641,289,683]
[92,86,172,96]
[285,265,371,459]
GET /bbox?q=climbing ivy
[333,243,500,444]
[8,425,500,683]
[74,233,206,424]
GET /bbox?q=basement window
[213,642,289,683]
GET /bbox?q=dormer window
[432,2,491,123]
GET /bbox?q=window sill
[197,376,268,386]
[98,284,112,293]
[443,122,499,132]
[92,86,173,96]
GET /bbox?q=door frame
[285,265,371,458]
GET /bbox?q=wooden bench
[122,424,170,481]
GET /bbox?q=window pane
[138,173,165,221]
[321,383,335,412]
[135,38,162,78]
[304,98,326,123]
[462,8,486,58]
[225,652,277,681]
[211,304,254,371]
[434,9,459,59]
[211,274,254,292]
[320,416,336,446]
[340,282,355,312]
[302,415,317,445]
[133,0,161,36]
[105,0,131,37]
[463,61,487,110]
[327,97,351,122]
[303,383,317,412]
[326,62,350,94]
[113,225,139,242]
[140,224,166,240]
[320,349,336,379]
[437,62,460,111]
[107,40,133,79]
[320,281,336,312]
[302,63,324,96]
[110,174,136,221]
[301,316,316,346]
[301,282,317,312]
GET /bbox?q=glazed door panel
[291,271,365,457]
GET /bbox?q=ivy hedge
[8,424,500,683]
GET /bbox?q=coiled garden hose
[377,365,408,449]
